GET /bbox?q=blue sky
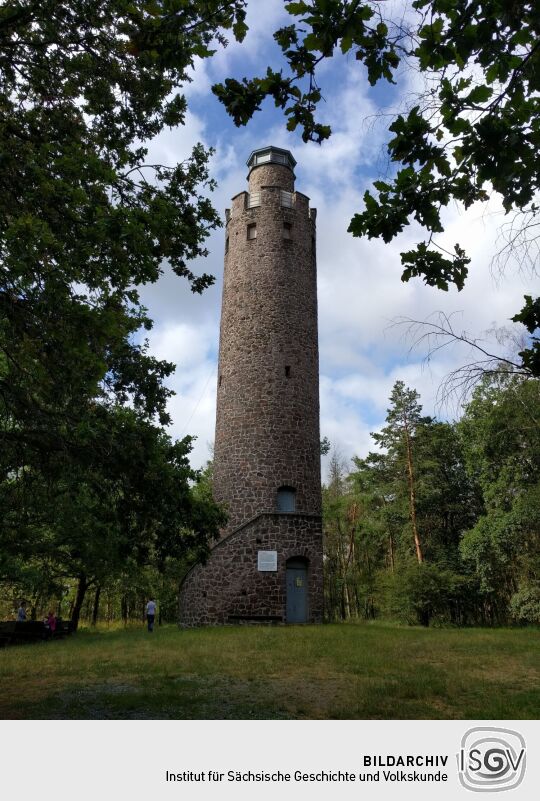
[138,0,534,476]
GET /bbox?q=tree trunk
[340,585,347,620]
[121,595,128,625]
[71,574,89,632]
[83,595,93,622]
[404,427,423,563]
[336,519,351,619]
[91,585,101,626]
[388,533,395,573]
[344,582,352,620]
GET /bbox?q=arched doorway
[286,556,308,623]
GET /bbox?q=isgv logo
[458,727,526,792]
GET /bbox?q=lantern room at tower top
[246,145,297,175]
[242,145,299,197]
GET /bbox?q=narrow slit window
[283,222,292,239]
[247,223,257,240]
[285,366,291,378]
[225,236,229,253]
[219,375,223,387]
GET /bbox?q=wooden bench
[0,620,73,647]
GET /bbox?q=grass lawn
[0,622,539,719]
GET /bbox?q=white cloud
[150,321,215,370]
[180,0,288,101]
[312,185,532,473]
[146,320,218,468]
[136,30,537,479]
[144,108,208,165]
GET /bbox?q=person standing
[17,601,27,622]
[46,611,57,638]
[146,598,156,632]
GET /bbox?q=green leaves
[0,1,244,592]
[459,374,540,610]
[213,0,400,141]
[349,198,402,243]
[512,296,540,374]
[400,243,470,291]
[212,67,297,127]
[232,18,248,43]
[512,295,540,334]
[214,0,540,385]
[213,67,333,143]
[465,84,493,105]
[388,107,437,164]
[328,372,538,623]
[285,1,311,14]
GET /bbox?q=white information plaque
[257,550,278,571]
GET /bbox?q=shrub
[509,584,540,624]
[389,563,478,626]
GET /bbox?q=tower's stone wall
[247,163,295,193]
[214,174,320,534]
[179,150,323,626]
[179,514,323,626]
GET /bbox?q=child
[46,611,57,637]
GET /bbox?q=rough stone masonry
[179,146,323,626]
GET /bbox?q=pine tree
[372,381,427,564]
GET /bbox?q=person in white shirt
[146,599,156,632]
[17,601,27,622]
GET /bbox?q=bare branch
[390,311,533,413]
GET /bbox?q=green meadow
[1,623,538,719]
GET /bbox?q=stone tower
[179,146,323,625]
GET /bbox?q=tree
[1,406,227,629]
[1,2,248,620]
[0,0,248,485]
[323,375,538,626]
[372,381,428,563]
[322,449,382,620]
[342,383,482,624]
[350,450,398,575]
[459,373,540,622]
[213,0,540,374]
[322,451,350,619]
[413,420,481,563]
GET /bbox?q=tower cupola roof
[247,146,296,176]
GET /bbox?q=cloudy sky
[139,0,534,477]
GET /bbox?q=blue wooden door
[286,565,308,623]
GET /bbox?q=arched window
[277,486,296,513]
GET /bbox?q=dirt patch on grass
[3,674,356,720]
[1,678,142,719]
